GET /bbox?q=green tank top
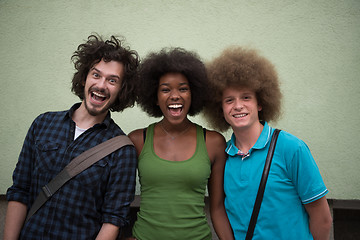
[133,123,212,240]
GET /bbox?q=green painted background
[1,0,359,199]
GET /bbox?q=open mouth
[168,104,183,116]
[91,91,107,103]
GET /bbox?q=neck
[160,118,191,132]
[233,121,263,154]
[158,118,193,141]
[72,102,108,129]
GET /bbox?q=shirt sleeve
[287,138,328,204]
[101,144,137,227]
[6,117,39,205]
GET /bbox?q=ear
[258,105,262,111]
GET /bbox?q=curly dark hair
[204,46,282,132]
[136,47,208,117]
[71,34,139,112]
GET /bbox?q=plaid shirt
[7,103,137,239]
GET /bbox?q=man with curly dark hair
[127,48,234,239]
[204,46,332,240]
[4,34,139,240]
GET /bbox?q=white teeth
[168,104,182,108]
[234,114,247,118]
[92,92,106,98]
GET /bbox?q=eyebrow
[90,67,121,80]
[159,82,189,86]
[223,96,234,99]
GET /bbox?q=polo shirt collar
[226,121,273,157]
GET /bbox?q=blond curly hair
[204,46,282,132]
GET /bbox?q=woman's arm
[128,129,145,157]
[206,130,234,240]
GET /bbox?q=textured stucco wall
[0,0,359,200]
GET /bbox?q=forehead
[91,60,124,78]
[222,86,256,97]
[159,72,189,85]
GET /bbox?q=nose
[233,99,244,110]
[170,90,180,100]
[97,77,107,89]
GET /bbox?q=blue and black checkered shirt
[7,103,137,239]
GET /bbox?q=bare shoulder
[205,129,226,147]
[128,129,143,142]
[128,128,145,156]
[205,129,226,163]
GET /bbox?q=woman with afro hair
[128,47,234,240]
[204,46,332,240]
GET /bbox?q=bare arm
[95,223,120,240]
[206,131,234,240]
[304,196,332,240]
[128,129,145,157]
[3,201,27,240]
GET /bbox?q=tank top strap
[143,123,155,148]
[195,124,207,155]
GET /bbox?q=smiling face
[222,86,262,131]
[157,73,191,124]
[83,59,123,117]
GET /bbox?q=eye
[224,98,233,104]
[243,95,251,100]
[92,72,100,78]
[160,87,170,93]
[179,87,189,92]
[109,78,117,84]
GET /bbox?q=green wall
[1,0,359,199]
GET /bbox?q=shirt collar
[63,103,111,128]
[226,121,273,157]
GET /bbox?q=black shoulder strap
[25,135,134,223]
[245,129,281,240]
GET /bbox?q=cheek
[186,93,192,105]
[156,93,164,106]
[222,105,230,118]
[223,110,227,119]
[222,103,230,113]
[222,110,232,125]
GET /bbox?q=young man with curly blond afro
[204,47,332,240]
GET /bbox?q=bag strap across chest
[25,135,134,223]
[245,129,281,240]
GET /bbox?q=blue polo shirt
[224,122,328,239]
